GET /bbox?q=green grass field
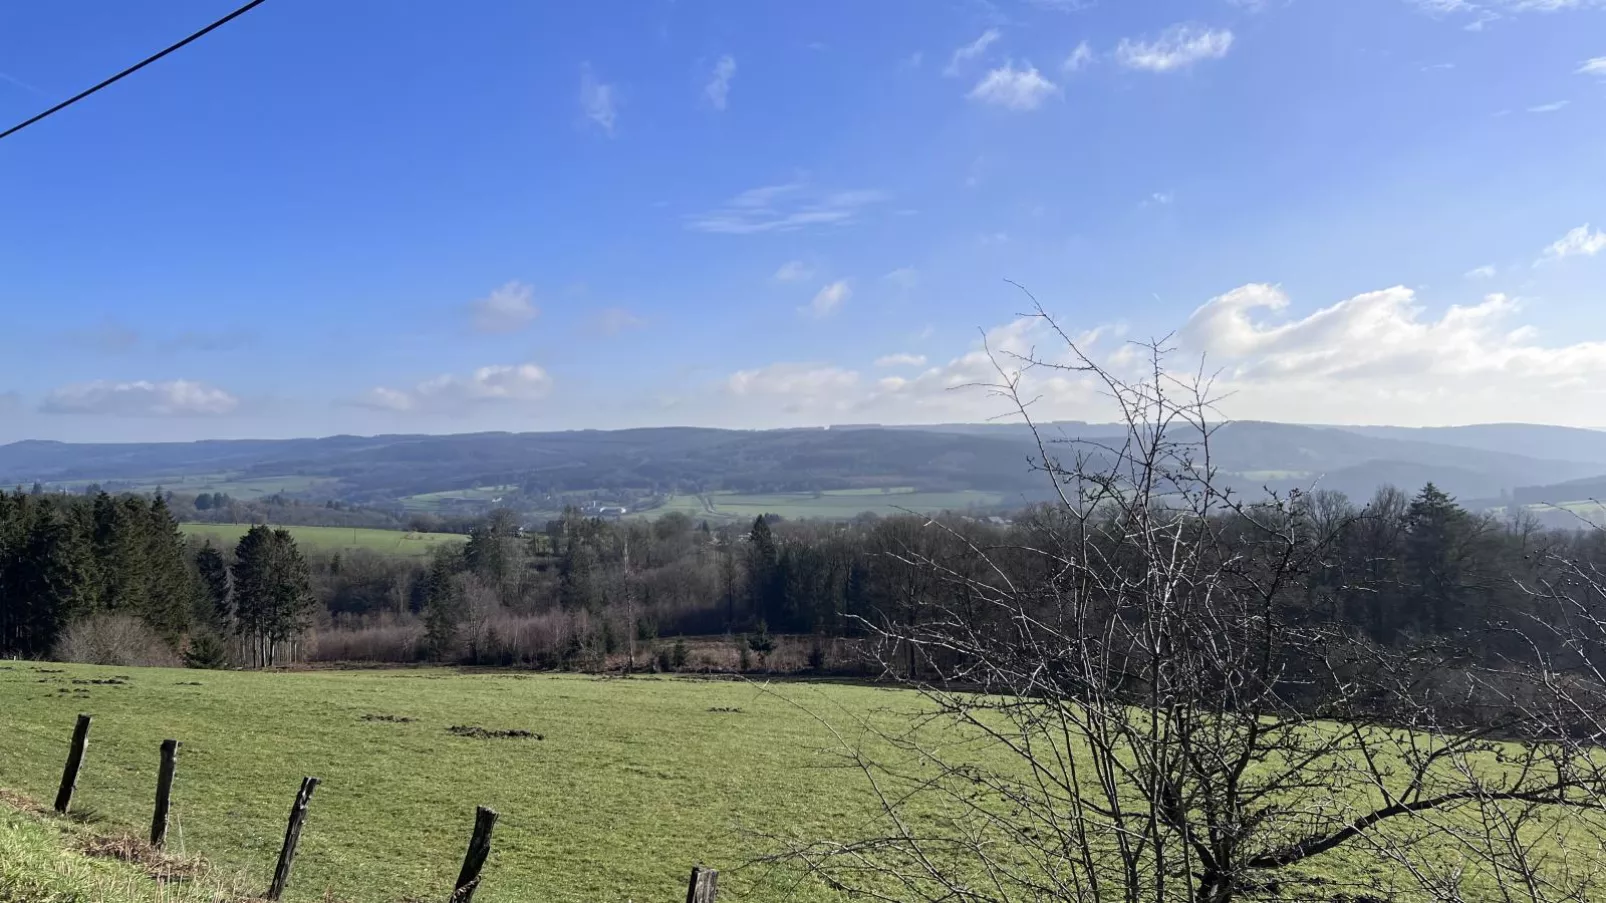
[0,663,925,903]
[0,799,245,903]
[399,486,519,511]
[2,662,1582,903]
[641,489,1015,523]
[180,524,467,558]
[49,473,342,499]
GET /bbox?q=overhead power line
[0,0,271,143]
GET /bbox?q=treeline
[0,490,193,658]
[5,481,1603,674]
[0,488,317,667]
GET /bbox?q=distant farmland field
[642,488,1017,522]
[180,523,466,557]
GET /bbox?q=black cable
[0,0,271,143]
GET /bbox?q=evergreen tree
[194,541,233,632]
[745,515,780,626]
[232,526,314,667]
[141,495,195,641]
[1404,483,1474,634]
[422,549,463,660]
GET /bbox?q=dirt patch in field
[447,725,542,740]
[72,678,128,686]
[360,713,417,723]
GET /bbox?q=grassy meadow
[641,488,1016,523]
[2,661,1583,903]
[0,662,932,903]
[179,523,467,558]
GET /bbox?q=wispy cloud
[579,64,617,135]
[468,281,539,333]
[687,183,889,234]
[726,363,859,400]
[41,380,240,416]
[875,353,927,367]
[1528,100,1570,113]
[704,55,736,111]
[803,281,851,318]
[1538,224,1606,263]
[1465,264,1498,279]
[0,70,47,97]
[1063,41,1095,72]
[1116,25,1235,72]
[1580,57,1606,76]
[594,308,646,335]
[968,62,1060,110]
[774,260,816,282]
[884,266,919,289]
[1408,0,1606,29]
[359,363,553,413]
[945,28,1001,76]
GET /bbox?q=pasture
[0,663,923,903]
[642,488,1016,523]
[179,523,466,558]
[0,662,1573,903]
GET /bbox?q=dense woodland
[2,478,1604,678]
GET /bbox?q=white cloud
[1528,100,1570,113]
[705,55,736,111]
[595,308,646,335]
[359,363,553,413]
[803,281,851,318]
[41,380,240,416]
[1063,41,1095,72]
[1116,25,1235,72]
[884,266,919,289]
[945,29,1001,76]
[774,260,816,282]
[968,62,1060,110]
[1174,284,1606,419]
[580,64,617,135]
[1409,0,1606,27]
[1144,191,1175,207]
[468,281,539,333]
[1465,264,1498,279]
[875,353,927,368]
[688,183,889,234]
[727,363,859,401]
[1580,57,1606,75]
[1539,224,1606,262]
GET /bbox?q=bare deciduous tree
[779,299,1606,903]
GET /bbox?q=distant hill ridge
[4,422,1606,510]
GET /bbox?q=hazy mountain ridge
[4,421,1605,511]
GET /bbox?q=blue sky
[1,0,1604,442]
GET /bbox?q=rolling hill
[4,421,1605,516]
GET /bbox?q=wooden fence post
[449,806,498,903]
[266,776,320,901]
[53,714,92,814]
[149,739,179,848]
[685,865,718,903]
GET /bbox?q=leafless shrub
[54,615,180,668]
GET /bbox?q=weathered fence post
[449,805,498,903]
[53,714,92,814]
[685,865,719,903]
[149,739,179,847]
[266,776,320,901]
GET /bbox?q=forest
[3,477,1603,682]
